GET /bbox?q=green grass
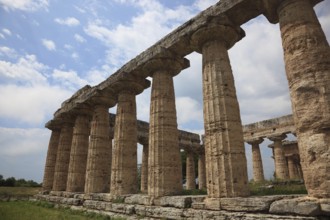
[249,180,307,196]
[0,201,125,220]
[0,186,41,197]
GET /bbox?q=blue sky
[0,0,329,183]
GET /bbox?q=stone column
[186,150,196,190]
[111,79,147,196]
[269,135,289,180]
[66,108,92,192]
[140,139,149,193]
[85,94,116,194]
[287,155,299,180]
[42,125,61,191]
[277,0,330,198]
[52,121,74,191]
[247,138,265,182]
[191,18,249,199]
[198,152,206,190]
[146,55,189,197]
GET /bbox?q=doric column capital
[111,73,151,96]
[246,138,264,145]
[88,88,117,108]
[191,15,245,52]
[268,134,287,142]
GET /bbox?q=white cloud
[194,0,218,11]
[54,17,80,26]
[71,52,79,60]
[52,69,88,90]
[64,44,73,50]
[0,46,17,58]
[0,0,49,11]
[2,28,11,36]
[0,33,5,39]
[74,33,86,43]
[42,39,56,51]
[176,97,203,125]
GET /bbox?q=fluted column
[66,108,92,192]
[198,152,206,189]
[110,79,148,196]
[287,155,299,180]
[186,150,196,190]
[140,140,149,193]
[146,56,189,197]
[276,0,330,198]
[247,138,265,182]
[52,121,74,191]
[85,94,116,194]
[269,135,289,180]
[42,126,61,191]
[191,18,249,198]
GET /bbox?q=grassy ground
[0,201,124,220]
[0,186,41,196]
[249,180,307,196]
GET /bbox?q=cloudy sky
[0,0,329,183]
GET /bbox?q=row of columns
[43,0,329,199]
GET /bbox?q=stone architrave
[140,140,149,193]
[110,79,148,196]
[42,127,61,191]
[186,150,196,190]
[247,138,265,182]
[269,134,289,180]
[146,55,189,197]
[276,0,330,198]
[85,94,116,194]
[66,108,92,192]
[52,121,74,191]
[191,18,249,198]
[198,152,206,189]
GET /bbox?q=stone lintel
[261,0,324,24]
[243,114,295,140]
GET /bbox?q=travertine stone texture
[287,155,300,180]
[42,128,61,191]
[247,138,265,182]
[111,91,138,196]
[147,57,187,197]
[269,135,289,180]
[53,122,74,191]
[277,0,330,198]
[186,150,196,190]
[66,112,91,192]
[140,142,148,193]
[198,153,206,189]
[191,20,249,198]
[85,100,115,193]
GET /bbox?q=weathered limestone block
[270,198,321,216]
[247,138,265,182]
[42,128,61,191]
[146,56,188,197]
[191,18,249,199]
[269,134,289,180]
[53,121,74,191]
[140,142,148,193]
[124,194,152,205]
[276,0,330,198]
[67,110,91,192]
[85,94,116,194]
[186,150,196,190]
[154,196,192,208]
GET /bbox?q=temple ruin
[37,0,330,219]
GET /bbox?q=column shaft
[42,129,61,191]
[251,143,265,182]
[198,153,206,189]
[278,0,330,197]
[186,151,196,190]
[272,138,289,180]
[148,70,182,197]
[287,156,299,180]
[140,143,149,193]
[111,92,138,195]
[202,40,249,197]
[53,123,74,191]
[85,105,111,193]
[66,114,90,192]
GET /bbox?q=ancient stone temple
[38,0,329,219]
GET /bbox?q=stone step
[192,202,205,209]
